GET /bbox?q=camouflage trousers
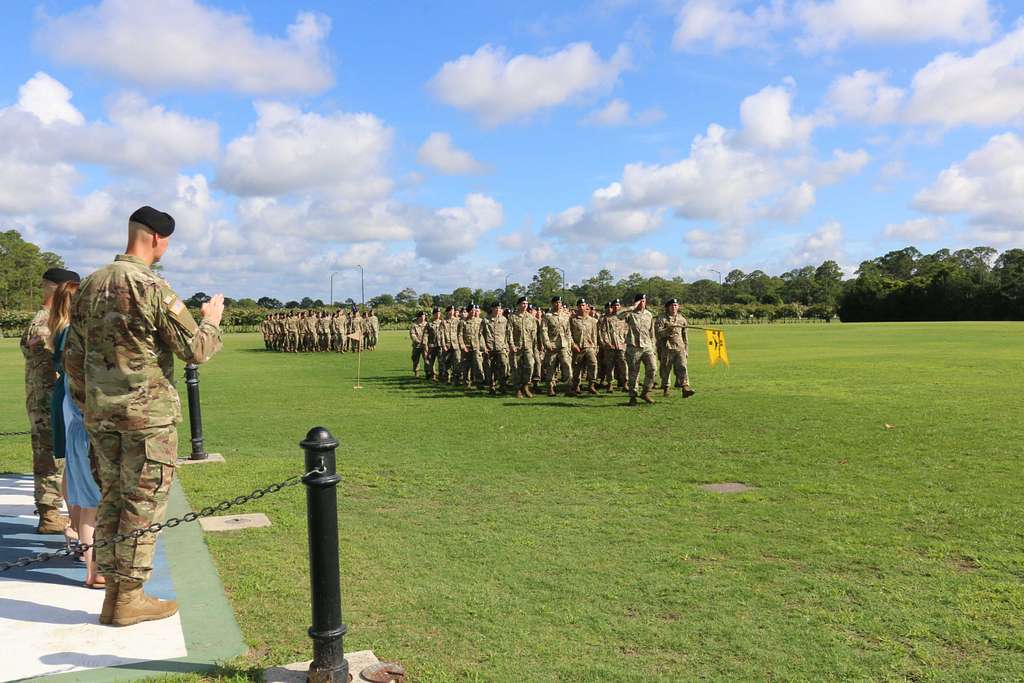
[573,349,599,389]
[512,347,534,387]
[461,349,486,386]
[489,350,510,389]
[90,425,177,583]
[603,348,628,388]
[660,348,689,388]
[28,405,64,511]
[412,345,425,374]
[627,347,658,396]
[545,348,573,387]
[442,348,461,383]
[424,347,440,379]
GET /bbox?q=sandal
[84,577,106,589]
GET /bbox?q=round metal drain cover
[360,662,405,682]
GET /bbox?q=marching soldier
[600,298,628,392]
[570,298,599,395]
[409,311,427,377]
[440,305,461,384]
[65,206,224,626]
[21,268,77,533]
[656,298,696,398]
[508,297,538,398]
[541,296,573,396]
[482,302,509,394]
[425,307,444,381]
[618,293,658,405]
[367,308,380,350]
[458,303,485,388]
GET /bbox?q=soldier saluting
[65,206,224,627]
[656,298,696,398]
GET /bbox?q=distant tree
[257,297,282,309]
[685,278,719,304]
[185,292,211,307]
[0,229,65,309]
[369,293,395,307]
[527,266,564,304]
[579,269,616,305]
[813,260,844,309]
[451,287,473,305]
[235,298,258,308]
[395,288,417,304]
[417,293,434,308]
[285,300,300,309]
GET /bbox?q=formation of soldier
[259,307,379,353]
[409,294,695,405]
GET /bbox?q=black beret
[611,298,621,305]
[576,298,587,306]
[416,311,425,317]
[129,205,175,237]
[633,293,647,303]
[432,307,440,313]
[551,296,561,303]
[604,301,612,309]
[665,298,679,305]
[470,302,480,309]
[517,296,529,304]
[446,305,455,311]
[488,301,500,309]
[42,267,80,284]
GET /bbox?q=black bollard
[184,363,208,460]
[301,427,347,683]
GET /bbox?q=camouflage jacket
[541,312,572,350]
[598,313,627,349]
[409,321,427,346]
[425,319,444,348]
[507,312,538,351]
[481,316,508,352]
[656,314,689,352]
[65,254,222,432]
[617,305,656,350]
[570,315,599,350]
[459,318,484,350]
[21,307,55,412]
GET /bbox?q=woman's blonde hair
[45,280,79,352]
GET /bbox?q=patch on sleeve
[170,298,185,315]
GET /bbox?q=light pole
[710,269,722,285]
[504,274,510,305]
[554,267,566,302]
[355,265,364,306]
[329,271,340,306]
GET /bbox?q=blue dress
[52,327,101,508]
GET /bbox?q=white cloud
[825,69,906,124]
[738,84,818,149]
[905,25,1024,127]
[217,102,393,198]
[816,148,870,185]
[684,227,749,259]
[543,203,664,244]
[15,72,84,125]
[913,132,1024,244]
[883,217,946,241]
[0,160,78,214]
[582,98,665,126]
[787,219,843,265]
[416,132,486,175]
[673,0,786,52]
[428,42,631,126]
[38,0,333,94]
[796,0,994,52]
[411,194,505,262]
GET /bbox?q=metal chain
[0,466,326,572]
[0,431,31,437]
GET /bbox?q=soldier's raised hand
[202,293,225,326]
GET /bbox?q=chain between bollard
[0,465,327,573]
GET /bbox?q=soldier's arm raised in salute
[154,287,225,364]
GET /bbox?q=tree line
[2,229,1022,329]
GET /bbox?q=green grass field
[2,323,1023,682]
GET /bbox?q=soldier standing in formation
[66,206,224,626]
[656,298,696,398]
[508,297,538,398]
[440,305,461,384]
[541,296,573,396]
[21,268,78,533]
[409,311,427,377]
[599,299,629,393]
[570,298,599,395]
[424,307,444,381]
[458,303,486,389]
[482,302,509,394]
[619,293,658,405]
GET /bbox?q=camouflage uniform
[65,254,222,583]
[541,310,573,392]
[618,304,658,399]
[458,316,485,387]
[409,319,427,375]
[570,314,599,393]
[20,308,65,515]
[508,310,538,390]
[656,313,691,390]
[482,314,509,391]
[440,315,462,384]
[425,316,444,380]
[599,312,628,390]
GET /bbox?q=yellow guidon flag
[704,329,729,367]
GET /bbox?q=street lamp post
[554,267,567,302]
[355,265,364,306]
[329,271,340,306]
[504,274,510,305]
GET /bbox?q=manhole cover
[361,662,405,682]
[700,482,752,493]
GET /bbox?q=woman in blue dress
[48,278,104,589]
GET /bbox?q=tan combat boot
[99,579,120,625]
[523,384,533,398]
[111,580,178,626]
[36,506,69,534]
[515,389,524,399]
[640,391,655,404]
[682,385,696,398]
[547,385,556,397]
[588,383,598,395]
[662,386,670,397]
[628,394,638,406]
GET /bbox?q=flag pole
[354,340,363,389]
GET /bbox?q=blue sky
[1,0,1022,301]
